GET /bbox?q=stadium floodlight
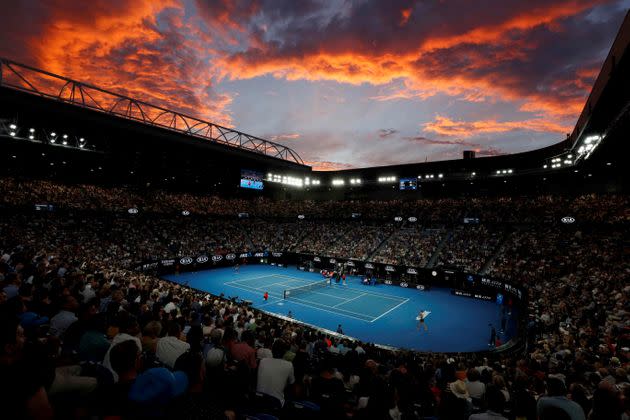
[438,174,443,178]
[496,170,501,174]
[79,144,85,148]
[62,140,68,145]
[29,135,34,140]
[29,128,35,133]
[564,160,572,165]
[606,162,612,166]
[508,169,513,174]
[9,124,17,130]
[332,179,344,186]
[471,172,476,176]
[50,139,56,144]
[79,138,85,142]
[62,134,68,139]
[9,131,16,136]
[567,154,573,159]
[51,132,56,137]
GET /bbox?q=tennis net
[283,280,329,299]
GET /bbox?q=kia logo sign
[128,208,139,214]
[416,285,425,290]
[561,216,575,224]
[408,217,417,222]
[272,252,283,257]
[346,261,355,266]
[297,214,305,220]
[407,268,418,274]
[329,259,336,263]
[181,210,190,216]
[313,257,321,262]
[394,216,403,222]
[384,280,393,285]
[211,255,223,262]
[400,282,409,288]
[431,270,438,277]
[226,253,236,260]
[180,257,193,265]
[196,255,209,263]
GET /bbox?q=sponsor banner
[346,261,355,266]
[384,280,393,285]
[271,262,276,266]
[254,252,265,258]
[238,253,249,259]
[561,216,575,224]
[416,284,425,290]
[211,255,223,262]
[272,252,283,257]
[314,257,321,262]
[399,282,409,288]
[226,253,237,260]
[385,265,395,272]
[407,268,418,275]
[408,217,417,222]
[308,268,315,272]
[128,208,139,214]
[161,259,176,266]
[298,266,305,271]
[297,214,305,220]
[365,263,374,269]
[180,257,193,265]
[141,262,159,271]
[329,258,336,263]
[452,289,494,301]
[196,255,209,263]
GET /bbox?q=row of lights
[378,176,397,183]
[495,169,514,175]
[266,173,320,188]
[417,173,443,179]
[349,178,362,185]
[576,135,602,160]
[7,124,87,149]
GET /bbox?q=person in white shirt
[256,339,295,406]
[156,322,190,368]
[466,368,486,400]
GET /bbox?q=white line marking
[224,275,277,285]
[281,297,375,322]
[332,292,368,308]
[370,298,410,323]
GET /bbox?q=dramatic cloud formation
[0,0,627,169]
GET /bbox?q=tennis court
[225,274,408,322]
[164,265,516,352]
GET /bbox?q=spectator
[256,338,295,406]
[537,377,586,420]
[156,322,191,369]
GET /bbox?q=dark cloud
[378,128,399,138]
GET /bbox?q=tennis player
[263,291,269,302]
[417,310,428,331]
[234,264,240,274]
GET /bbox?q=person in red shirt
[263,292,269,301]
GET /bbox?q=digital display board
[399,178,418,190]
[240,170,264,190]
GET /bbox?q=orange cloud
[423,116,572,137]
[305,160,356,171]
[22,0,233,126]
[399,8,413,27]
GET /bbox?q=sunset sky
[1,0,628,169]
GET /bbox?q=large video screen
[240,169,264,190]
[399,178,418,190]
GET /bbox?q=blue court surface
[164,265,515,352]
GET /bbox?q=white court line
[224,281,374,321]
[224,275,278,285]
[281,296,375,322]
[370,298,410,323]
[332,292,367,308]
[274,274,407,301]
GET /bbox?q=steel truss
[0,57,305,165]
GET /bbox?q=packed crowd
[435,226,505,273]
[372,226,444,267]
[0,178,629,419]
[1,178,629,223]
